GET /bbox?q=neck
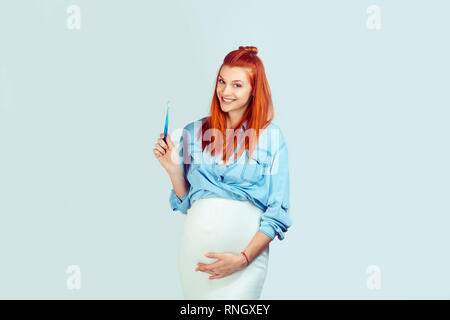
[226,109,246,129]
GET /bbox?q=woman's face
[216,65,253,115]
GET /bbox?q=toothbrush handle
[163,113,169,143]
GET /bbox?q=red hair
[197,46,274,164]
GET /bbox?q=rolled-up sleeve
[169,130,191,214]
[259,141,293,240]
[170,188,190,214]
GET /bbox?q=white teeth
[223,98,235,102]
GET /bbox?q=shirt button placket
[216,158,224,182]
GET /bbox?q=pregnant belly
[179,197,263,264]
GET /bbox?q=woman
[153,46,292,299]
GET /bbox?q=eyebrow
[218,75,243,83]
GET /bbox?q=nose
[222,85,233,97]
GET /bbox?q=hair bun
[239,46,258,55]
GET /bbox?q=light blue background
[0,0,449,299]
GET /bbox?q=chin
[220,104,233,112]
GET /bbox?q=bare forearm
[168,165,190,198]
[243,231,273,265]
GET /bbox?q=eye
[219,79,241,87]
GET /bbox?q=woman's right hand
[153,133,181,175]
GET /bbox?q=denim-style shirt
[169,117,292,240]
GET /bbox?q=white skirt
[178,197,269,300]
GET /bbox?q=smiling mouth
[222,97,236,103]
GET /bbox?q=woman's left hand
[195,252,247,279]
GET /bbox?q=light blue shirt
[169,117,292,240]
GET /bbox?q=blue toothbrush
[163,101,170,143]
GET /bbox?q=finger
[198,261,220,268]
[199,262,221,273]
[201,269,216,276]
[155,140,167,152]
[154,144,165,155]
[157,138,168,149]
[159,133,173,150]
[205,253,221,260]
[195,264,216,274]
[165,133,174,149]
[153,149,162,158]
[209,274,223,280]
[195,267,213,274]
